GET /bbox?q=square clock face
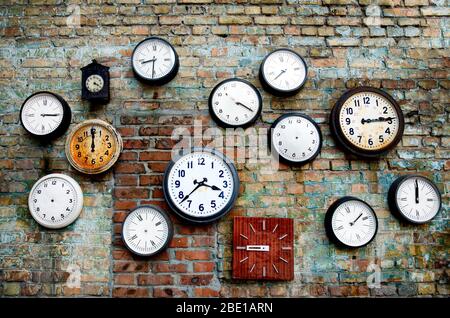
[232,216,294,281]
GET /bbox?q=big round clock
[131,37,179,85]
[259,49,308,97]
[28,173,83,229]
[269,113,322,165]
[65,119,123,174]
[122,206,173,256]
[208,78,262,128]
[325,197,378,248]
[388,175,442,224]
[163,148,240,224]
[20,91,71,139]
[329,87,404,158]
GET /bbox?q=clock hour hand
[415,179,419,204]
[90,127,96,153]
[361,117,395,124]
[140,58,156,64]
[40,113,60,117]
[349,213,363,226]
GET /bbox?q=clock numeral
[107,142,112,148]
[383,106,388,114]
[199,204,204,211]
[223,180,228,188]
[349,128,354,135]
[75,144,80,150]
[178,191,184,199]
[354,100,360,107]
[187,161,193,169]
[178,170,185,177]
[363,97,370,104]
[385,128,391,134]
[187,200,192,208]
[175,180,180,188]
[130,234,137,240]
[345,118,351,125]
[218,191,224,199]
[362,216,368,220]
[43,99,47,105]
[210,200,216,208]
[77,152,81,158]
[368,138,373,146]
[198,158,205,165]
[357,135,362,143]
[218,170,224,178]
[137,214,143,221]
[346,108,353,115]
[379,135,384,143]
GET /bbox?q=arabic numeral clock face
[20,91,71,139]
[122,206,173,256]
[163,149,240,224]
[65,119,123,174]
[325,197,378,248]
[259,49,308,96]
[270,113,322,165]
[330,87,404,158]
[209,78,262,128]
[28,174,83,229]
[131,37,179,85]
[388,175,442,224]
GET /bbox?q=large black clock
[81,59,110,104]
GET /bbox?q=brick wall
[0,0,449,297]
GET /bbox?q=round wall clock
[259,49,308,97]
[65,119,123,174]
[28,173,83,229]
[163,148,240,224]
[20,91,71,139]
[325,196,378,248]
[85,74,104,93]
[122,205,173,256]
[131,37,179,85]
[269,113,322,165]
[208,78,262,128]
[329,87,404,158]
[388,175,441,224]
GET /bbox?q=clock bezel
[19,91,72,139]
[162,147,240,224]
[131,36,180,86]
[388,175,442,224]
[324,196,379,248]
[122,205,174,257]
[208,78,263,128]
[329,86,405,159]
[268,112,323,165]
[258,48,308,97]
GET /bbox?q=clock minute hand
[349,213,363,226]
[235,102,254,112]
[40,113,60,117]
[273,69,286,80]
[90,127,96,153]
[140,58,156,64]
[179,178,207,204]
[361,117,395,124]
[415,179,419,204]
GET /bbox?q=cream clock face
[85,75,104,93]
[28,174,83,229]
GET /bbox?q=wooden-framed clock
[81,59,110,104]
[28,173,83,229]
[162,147,240,224]
[259,49,308,97]
[232,216,294,281]
[329,87,404,158]
[65,119,123,174]
[131,37,179,85]
[20,91,72,139]
[325,196,378,248]
[122,205,173,257]
[269,113,322,165]
[388,175,442,224]
[208,78,262,128]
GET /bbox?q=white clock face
[338,91,401,151]
[122,206,172,256]
[395,177,441,223]
[331,199,377,247]
[210,79,262,127]
[165,151,237,220]
[85,74,104,93]
[262,49,307,92]
[28,174,83,229]
[271,114,321,163]
[21,92,64,136]
[132,37,177,81]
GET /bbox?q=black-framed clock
[329,86,404,158]
[131,37,179,85]
[388,175,442,224]
[208,78,262,128]
[122,205,173,257]
[325,196,378,248]
[259,49,308,97]
[269,113,322,165]
[162,147,240,224]
[81,59,110,104]
[20,91,72,139]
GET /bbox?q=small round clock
[131,37,179,85]
[65,119,123,174]
[20,91,72,139]
[28,173,83,229]
[388,175,442,224]
[85,74,104,93]
[163,148,240,224]
[208,78,262,128]
[330,87,404,158]
[269,113,322,165]
[259,49,308,96]
[122,206,173,257]
[325,197,378,248]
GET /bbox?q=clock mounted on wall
[232,216,294,281]
[81,60,110,104]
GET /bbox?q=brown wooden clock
[232,216,294,281]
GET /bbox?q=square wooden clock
[232,216,294,281]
